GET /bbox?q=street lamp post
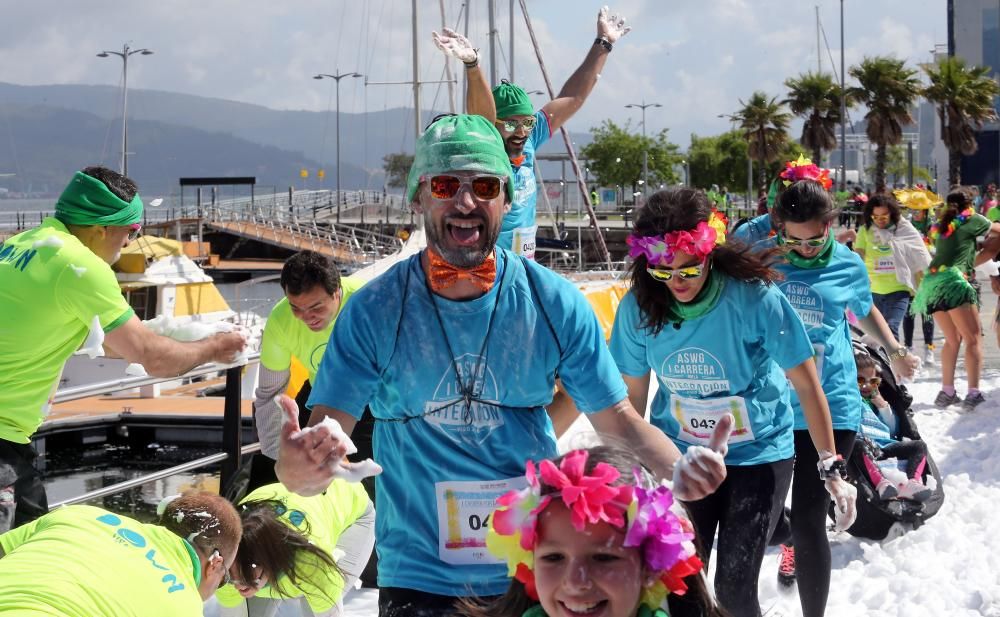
[314,70,364,224]
[97,43,153,177]
[625,100,662,200]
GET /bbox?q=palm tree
[847,56,921,192]
[733,91,791,186]
[785,71,847,165]
[922,56,999,186]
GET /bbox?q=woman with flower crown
[735,159,918,617]
[605,187,853,617]
[912,187,1000,411]
[458,444,726,617]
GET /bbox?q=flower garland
[626,220,717,266]
[779,154,832,190]
[486,450,703,610]
[929,206,975,242]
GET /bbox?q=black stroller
[833,336,946,540]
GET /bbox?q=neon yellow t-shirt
[216,480,371,612]
[988,206,1000,223]
[0,505,202,616]
[259,276,364,382]
[0,218,134,443]
[854,225,912,295]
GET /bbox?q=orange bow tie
[426,247,497,294]
[510,155,526,167]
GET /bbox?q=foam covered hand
[672,414,731,501]
[825,475,857,532]
[596,6,631,43]
[891,353,920,380]
[432,27,478,64]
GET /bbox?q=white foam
[77,315,105,359]
[32,236,64,249]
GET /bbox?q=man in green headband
[433,6,632,259]
[0,166,247,532]
[273,114,729,616]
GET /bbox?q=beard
[424,210,500,268]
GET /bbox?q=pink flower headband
[780,154,833,190]
[627,220,717,267]
[486,450,703,608]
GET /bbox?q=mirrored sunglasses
[646,263,706,282]
[780,231,828,247]
[871,214,891,221]
[273,503,306,527]
[857,376,882,388]
[429,175,505,200]
[497,117,537,132]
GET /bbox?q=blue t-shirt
[731,213,773,245]
[497,110,552,257]
[307,249,626,596]
[859,400,897,449]
[763,240,872,431]
[609,276,813,466]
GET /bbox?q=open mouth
[447,218,484,246]
[508,137,526,150]
[559,599,608,616]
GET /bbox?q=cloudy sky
[0,1,945,145]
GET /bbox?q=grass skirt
[911,266,978,316]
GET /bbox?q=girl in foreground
[461,444,726,617]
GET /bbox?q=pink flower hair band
[627,220,717,266]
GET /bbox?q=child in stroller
[855,351,933,503]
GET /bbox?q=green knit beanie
[405,114,516,203]
[55,171,143,227]
[492,81,534,118]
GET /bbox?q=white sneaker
[923,345,936,366]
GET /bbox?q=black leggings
[677,458,794,617]
[902,311,934,348]
[788,429,857,617]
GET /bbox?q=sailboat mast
[509,0,515,82]
[412,0,422,136]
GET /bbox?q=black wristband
[594,37,612,52]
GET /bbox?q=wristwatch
[887,346,908,361]
[817,454,847,479]
[594,37,613,52]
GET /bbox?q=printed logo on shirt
[659,347,730,396]
[96,513,186,593]
[779,281,825,330]
[308,343,328,373]
[514,168,536,206]
[424,353,503,445]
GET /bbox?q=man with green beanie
[274,115,729,616]
[0,166,247,532]
[433,6,632,259]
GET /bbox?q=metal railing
[46,354,261,508]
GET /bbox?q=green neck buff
[779,230,835,269]
[55,171,143,227]
[664,267,724,325]
[522,605,668,617]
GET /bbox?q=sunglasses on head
[646,262,706,282]
[780,229,828,247]
[127,223,142,242]
[857,376,882,388]
[428,175,506,200]
[496,117,537,132]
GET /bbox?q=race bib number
[669,394,754,445]
[874,255,896,273]
[512,225,537,260]
[435,477,526,565]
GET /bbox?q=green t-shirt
[0,218,134,443]
[988,206,1000,223]
[216,480,371,612]
[259,276,364,382]
[854,225,912,295]
[929,212,992,274]
[0,505,202,616]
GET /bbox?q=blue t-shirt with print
[859,400,897,449]
[609,275,813,466]
[761,240,873,431]
[732,213,773,245]
[497,110,551,256]
[307,249,626,597]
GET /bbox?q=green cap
[55,171,143,227]
[492,81,534,118]
[406,114,516,204]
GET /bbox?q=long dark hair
[456,444,727,617]
[234,499,343,604]
[772,179,837,224]
[939,187,974,230]
[862,193,902,229]
[630,188,783,334]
